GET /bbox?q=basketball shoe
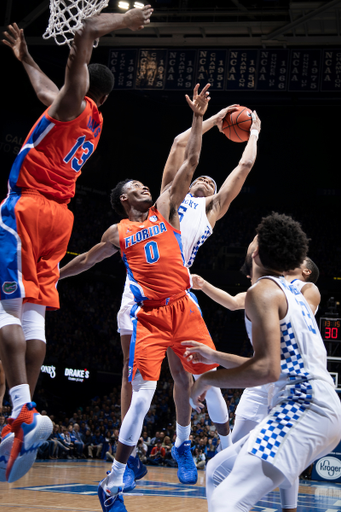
[4,402,53,483]
[0,425,14,482]
[98,474,127,512]
[126,454,148,480]
[122,465,136,492]
[171,440,198,485]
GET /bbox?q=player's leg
[279,478,298,512]
[98,372,156,512]
[0,359,5,413]
[231,416,258,443]
[22,303,46,397]
[117,291,148,481]
[193,371,231,449]
[208,440,286,512]
[120,333,133,420]
[167,348,192,436]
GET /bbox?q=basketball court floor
[0,459,340,512]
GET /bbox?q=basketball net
[43,0,110,47]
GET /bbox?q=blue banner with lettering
[107,48,341,92]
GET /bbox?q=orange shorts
[128,291,218,381]
[0,190,73,309]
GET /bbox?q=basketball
[222,106,253,143]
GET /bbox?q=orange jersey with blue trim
[118,207,191,303]
[8,97,102,203]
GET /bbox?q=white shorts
[235,385,269,423]
[247,379,341,485]
[117,277,134,335]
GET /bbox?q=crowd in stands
[0,377,243,469]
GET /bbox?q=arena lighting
[118,1,130,9]
[134,2,144,7]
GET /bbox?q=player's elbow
[264,365,280,383]
[173,134,187,149]
[76,17,99,40]
[238,159,254,172]
[187,153,200,169]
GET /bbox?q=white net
[43,0,110,47]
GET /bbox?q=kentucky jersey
[249,276,333,406]
[8,97,102,203]
[179,193,213,267]
[118,207,191,303]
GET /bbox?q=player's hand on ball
[182,340,217,364]
[191,274,205,290]
[189,377,211,413]
[216,104,240,133]
[251,110,261,133]
[186,83,211,116]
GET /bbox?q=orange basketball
[222,106,253,143]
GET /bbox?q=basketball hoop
[43,0,110,47]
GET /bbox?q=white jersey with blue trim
[179,193,213,268]
[252,276,334,408]
[245,275,341,482]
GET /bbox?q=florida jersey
[118,207,191,303]
[8,97,102,203]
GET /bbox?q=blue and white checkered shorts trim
[250,400,309,462]
[187,227,211,267]
[280,321,309,379]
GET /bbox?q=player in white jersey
[116,106,261,480]
[183,212,341,512]
[191,256,320,512]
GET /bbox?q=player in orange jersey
[60,84,213,510]
[0,6,153,483]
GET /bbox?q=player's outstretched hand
[189,377,211,413]
[185,83,211,117]
[191,274,205,290]
[2,23,29,62]
[182,340,217,365]
[215,104,240,132]
[125,5,153,31]
[251,110,261,134]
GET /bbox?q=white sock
[219,432,232,450]
[10,384,31,419]
[175,422,191,448]
[131,446,137,458]
[106,459,126,492]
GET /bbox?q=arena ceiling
[1,0,341,47]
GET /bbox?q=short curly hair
[88,63,115,100]
[110,179,133,217]
[256,212,309,272]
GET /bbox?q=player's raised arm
[48,5,153,121]
[59,225,119,279]
[160,104,239,194]
[191,274,246,311]
[2,23,59,107]
[207,111,261,227]
[157,84,210,224]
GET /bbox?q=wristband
[250,129,259,140]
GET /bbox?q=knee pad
[132,370,157,392]
[0,299,22,329]
[22,303,46,343]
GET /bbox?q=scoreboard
[320,317,341,342]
